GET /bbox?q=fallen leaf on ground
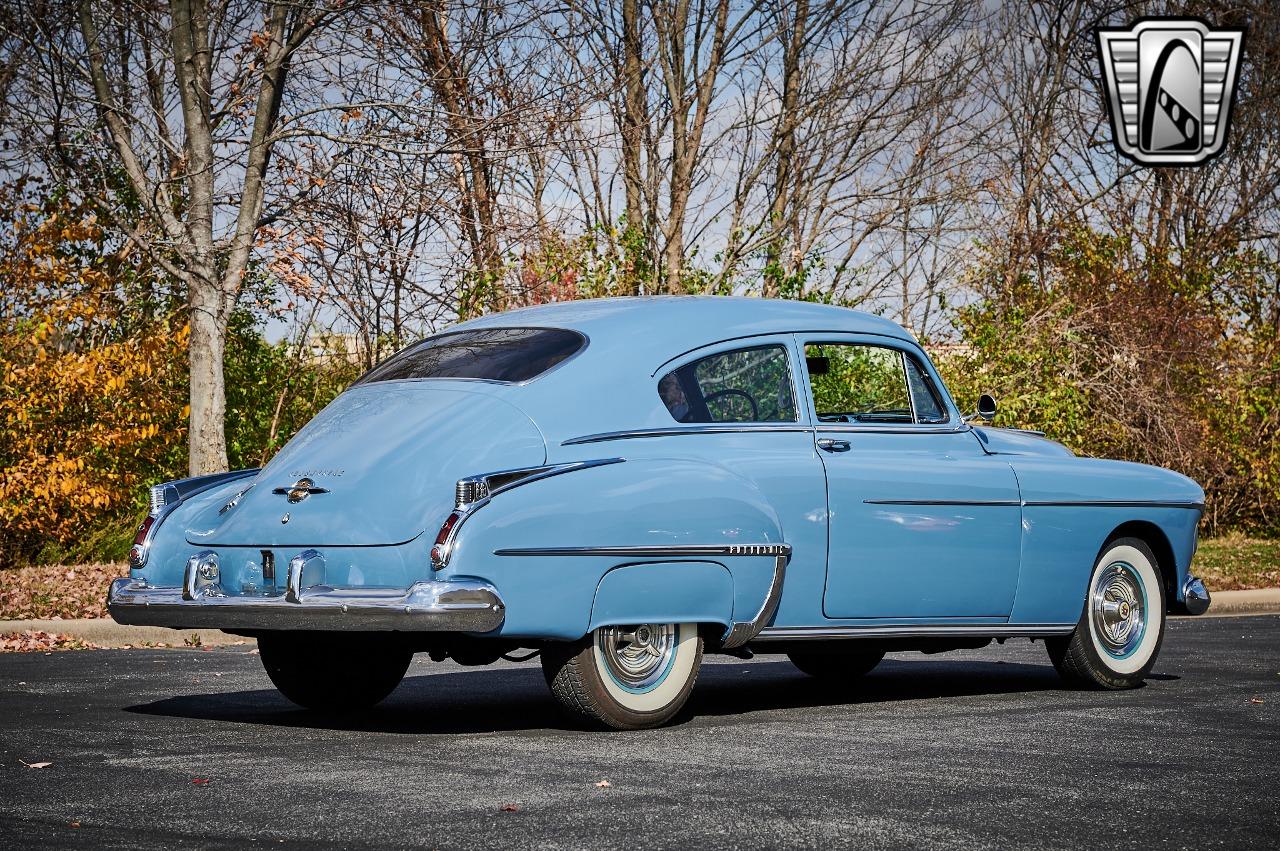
[21,760,51,769]
[595,780,611,788]
[500,804,519,812]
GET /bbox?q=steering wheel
[703,388,759,421]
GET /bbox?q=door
[801,336,1023,619]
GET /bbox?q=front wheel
[541,622,703,730]
[1046,537,1167,689]
[258,632,413,711]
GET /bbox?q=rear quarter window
[658,345,797,423]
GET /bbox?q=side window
[904,356,948,423]
[658,345,797,423]
[805,343,947,424]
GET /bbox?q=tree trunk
[187,282,229,474]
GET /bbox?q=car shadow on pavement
[125,657,1096,735]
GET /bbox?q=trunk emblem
[271,477,330,504]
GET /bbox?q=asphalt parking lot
[1,615,1277,849]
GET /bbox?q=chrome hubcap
[1091,562,1146,658]
[596,623,677,690]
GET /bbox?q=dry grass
[1192,535,1280,592]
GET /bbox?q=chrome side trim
[454,458,625,509]
[108,577,505,632]
[753,623,1075,641]
[1022,499,1206,510]
[864,499,1022,507]
[721,553,789,649]
[493,543,792,558]
[433,458,625,570]
[865,498,1205,510]
[562,425,813,446]
[815,424,971,435]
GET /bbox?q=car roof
[438,297,923,446]
[450,296,914,364]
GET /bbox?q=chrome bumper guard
[108,552,505,632]
[1180,574,1211,616]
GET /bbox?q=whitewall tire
[542,622,703,729]
[1047,537,1167,689]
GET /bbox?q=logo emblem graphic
[271,477,330,504]
[1096,18,1244,166]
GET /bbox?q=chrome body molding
[1021,499,1205,510]
[864,498,1022,507]
[561,424,977,446]
[865,498,1206,510]
[433,458,626,570]
[108,574,506,633]
[752,623,1076,641]
[815,424,970,435]
[721,553,789,649]
[562,425,814,446]
[1180,574,1211,616]
[454,458,625,509]
[493,543,792,558]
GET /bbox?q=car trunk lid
[188,383,545,548]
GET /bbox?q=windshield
[353,327,587,386]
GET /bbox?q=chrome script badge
[1096,18,1244,166]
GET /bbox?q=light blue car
[110,297,1211,729]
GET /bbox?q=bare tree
[0,0,355,474]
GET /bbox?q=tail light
[430,510,463,570]
[129,483,175,569]
[127,515,156,568]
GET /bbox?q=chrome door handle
[817,438,850,453]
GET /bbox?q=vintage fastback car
[110,297,1211,729]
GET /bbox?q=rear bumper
[107,575,506,633]
[1178,574,1211,616]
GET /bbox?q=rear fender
[589,561,734,632]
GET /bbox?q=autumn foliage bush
[940,226,1280,536]
[0,187,357,568]
[0,190,189,566]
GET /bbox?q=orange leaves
[0,195,187,563]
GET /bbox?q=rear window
[353,327,586,386]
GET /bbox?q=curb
[0,618,249,649]
[1203,588,1280,617]
[3,588,1278,648]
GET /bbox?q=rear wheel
[1046,537,1166,689]
[541,622,702,730]
[258,632,412,711]
[788,646,885,680]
